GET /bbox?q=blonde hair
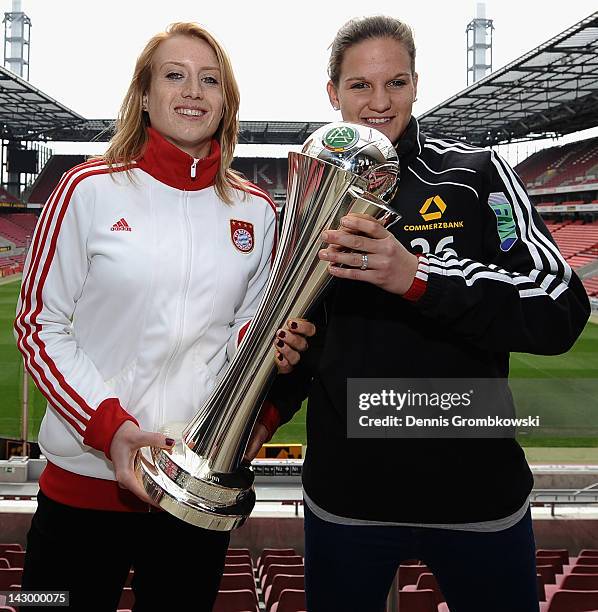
[103,22,249,203]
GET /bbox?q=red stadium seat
[224,562,253,575]
[213,589,258,612]
[3,552,25,569]
[218,573,257,598]
[0,546,22,556]
[545,573,598,601]
[270,589,306,612]
[537,556,565,575]
[537,549,569,565]
[118,587,134,610]
[537,565,558,585]
[541,589,598,612]
[259,555,303,581]
[226,553,252,566]
[228,548,252,557]
[402,572,445,605]
[257,548,297,570]
[0,561,9,570]
[262,565,305,591]
[537,575,546,602]
[397,564,430,588]
[579,550,598,558]
[265,574,305,611]
[571,565,598,575]
[397,589,438,612]
[575,557,598,566]
[0,570,23,591]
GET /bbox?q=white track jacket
[14,128,276,510]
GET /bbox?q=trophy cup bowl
[134,122,401,530]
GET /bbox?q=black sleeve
[266,299,328,426]
[413,150,590,355]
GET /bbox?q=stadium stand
[516,137,598,190]
[542,220,598,273]
[0,217,31,248]
[26,154,86,205]
[0,544,307,612]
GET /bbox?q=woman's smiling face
[327,36,418,145]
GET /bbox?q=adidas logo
[110,218,132,232]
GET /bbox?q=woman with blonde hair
[15,22,312,611]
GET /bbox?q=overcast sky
[5,0,598,159]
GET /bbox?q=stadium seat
[0,561,8,570]
[270,588,306,612]
[227,547,251,556]
[0,545,22,556]
[118,588,134,610]
[537,556,566,575]
[397,588,438,612]
[402,572,445,605]
[261,564,305,591]
[540,588,598,612]
[213,589,259,612]
[218,573,257,598]
[257,548,297,570]
[575,557,598,566]
[546,573,598,601]
[0,570,22,591]
[578,550,598,559]
[537,565,558,585]
[571,565,598,575]
[538,549,570,565]
[265,574,305,611]
[259,555,303,581]
[226,548,252,564]
[537,575,546,602]
[226,552,252,566]
[224,562,254,575]
[3,551,25,569]
[397,564,430,588]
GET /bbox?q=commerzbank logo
[322,126,359,152]
[419,195,447,221]
[403,194,465,232]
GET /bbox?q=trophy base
[134,437,255,531]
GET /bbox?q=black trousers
[21,490,230,612]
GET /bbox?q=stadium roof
[0,64,84,140]
[418,11,598,146]
[44,119,328,144]
[3,11,598,146]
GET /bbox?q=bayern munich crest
[230,219,254,253]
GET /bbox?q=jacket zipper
[157,191,193,429]
[190,158,199,179]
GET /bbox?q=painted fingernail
[276,340,284,347]
[277,353,284,361]
[290,321,298,330]
[165,438,175,446]
[278,330,286,338]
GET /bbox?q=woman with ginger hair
[15,22,312,611]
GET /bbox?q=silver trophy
[134,122,401,530]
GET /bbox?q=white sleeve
[14,165,135,455]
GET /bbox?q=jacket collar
[136,127,221,191]
[396,116,424,170]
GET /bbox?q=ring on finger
[360,254,368,271]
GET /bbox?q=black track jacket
[267,117,591,524]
